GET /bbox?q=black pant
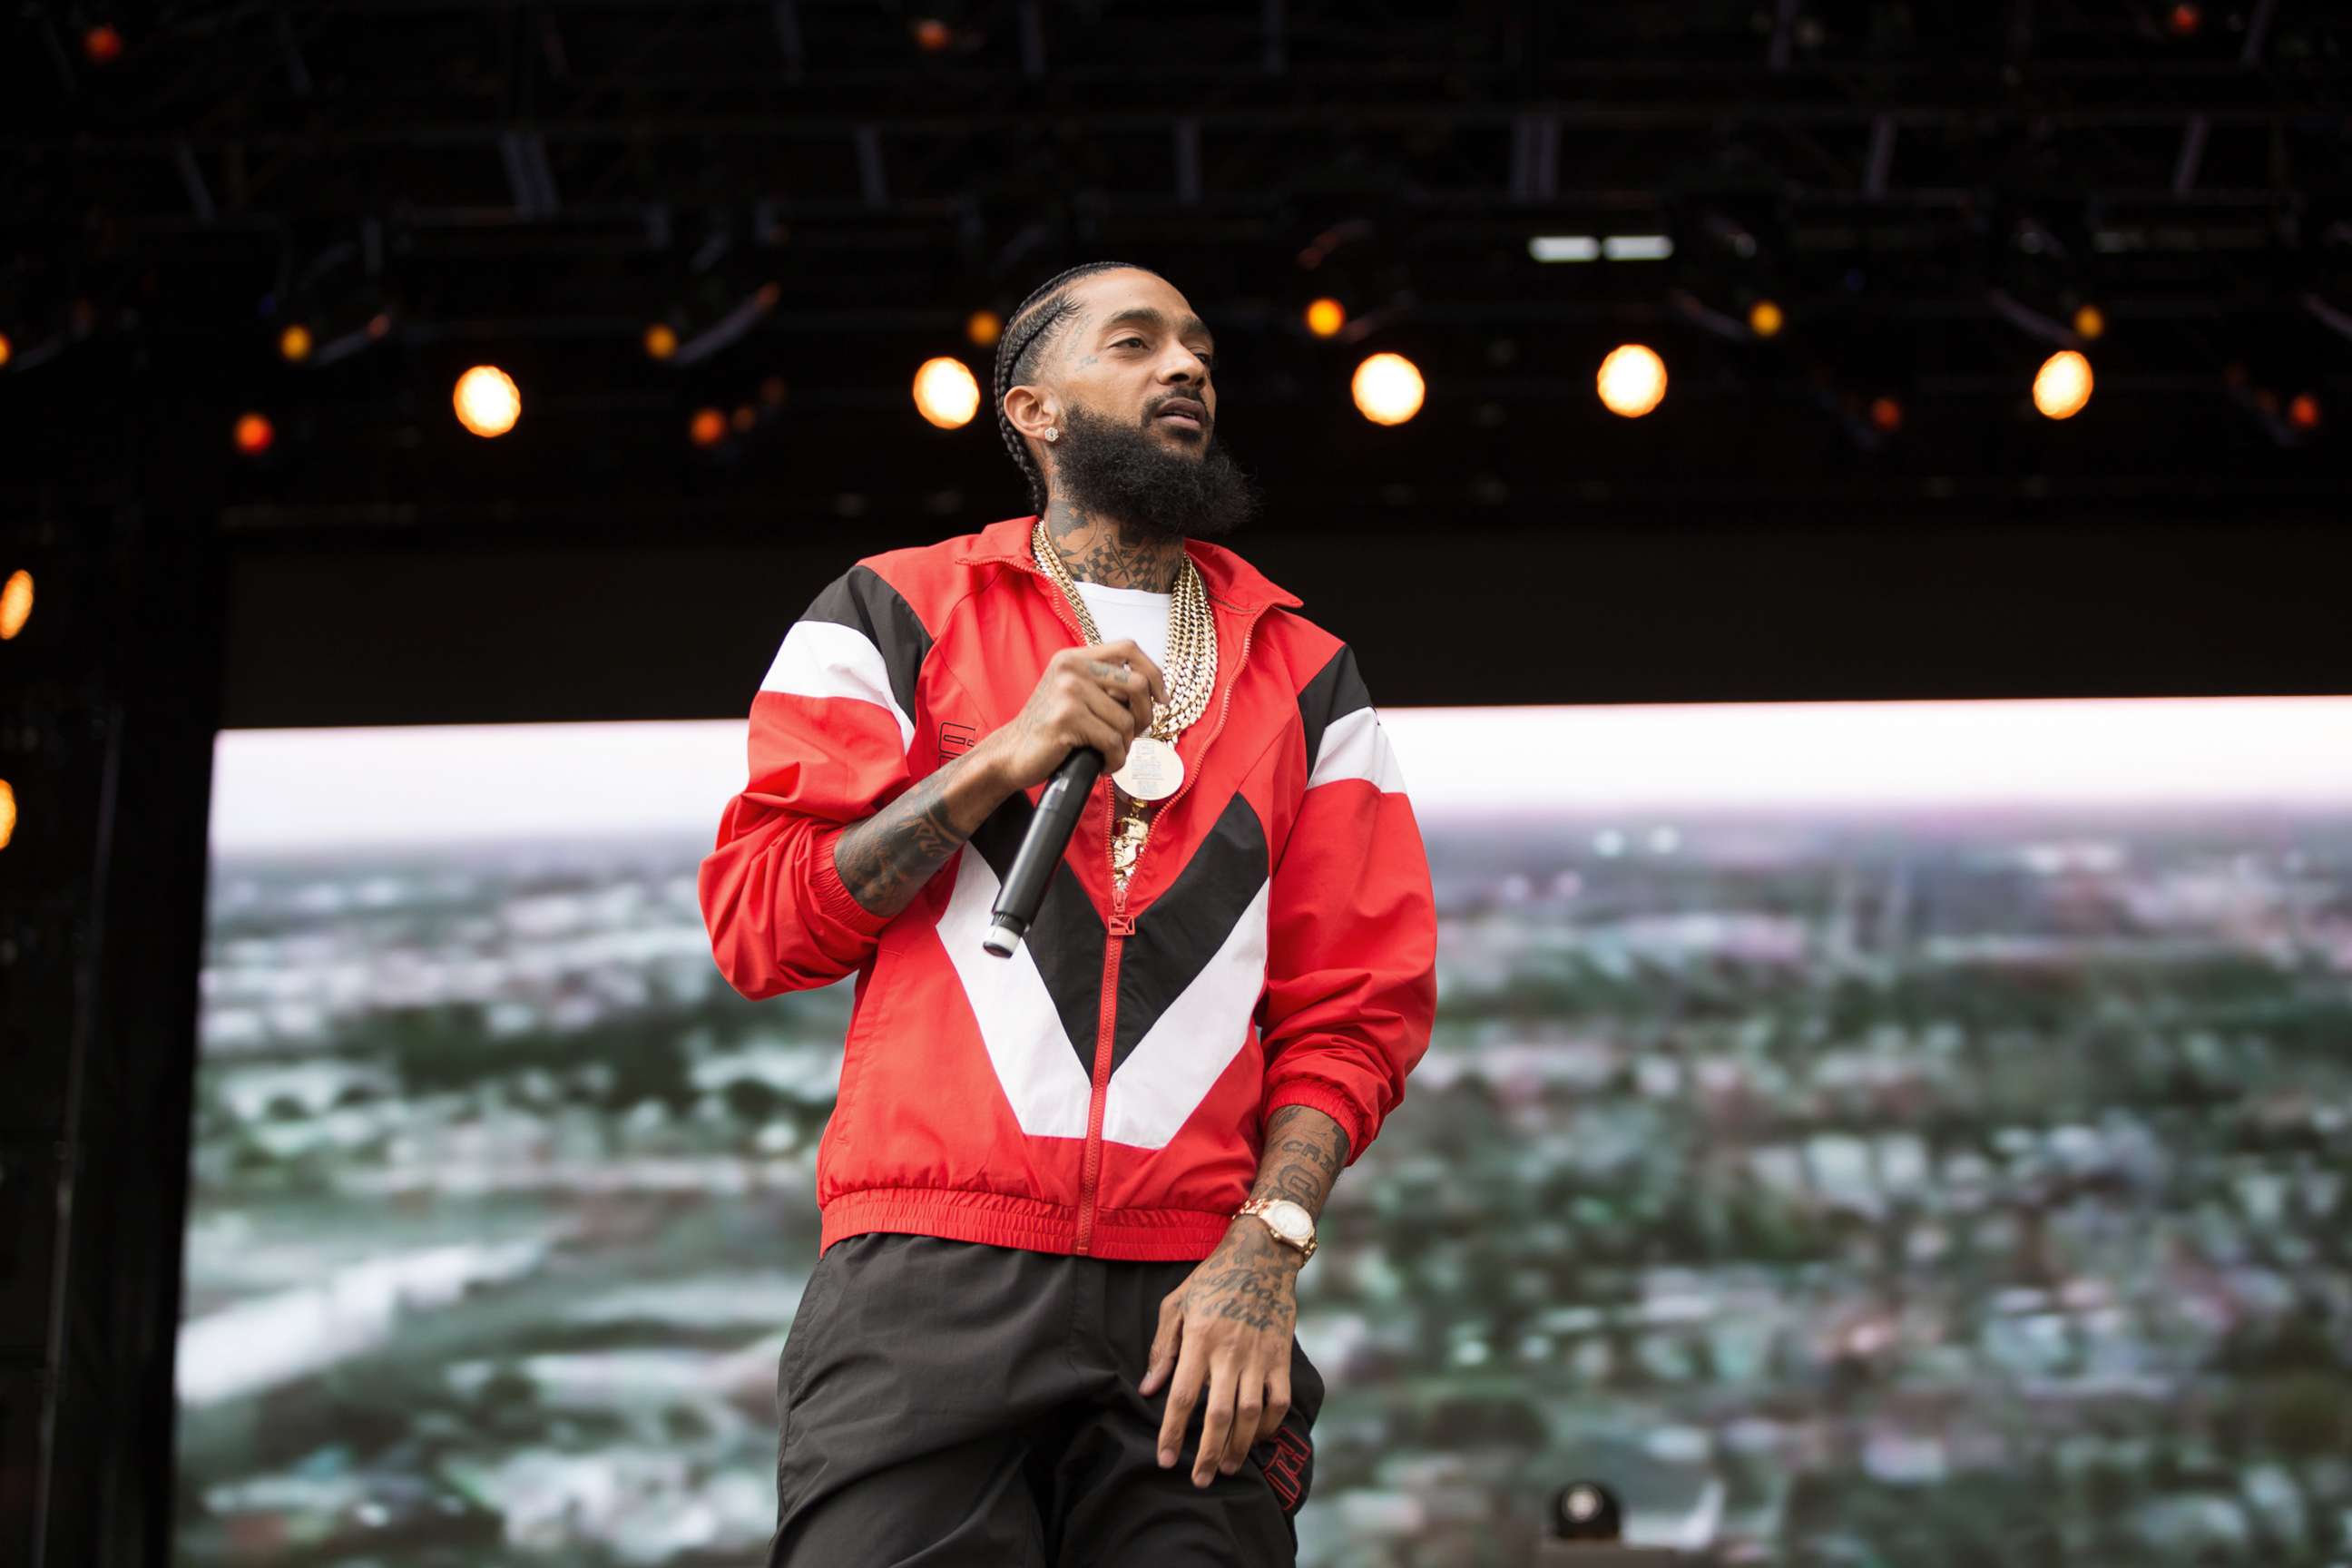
[770,1230,1325,1566]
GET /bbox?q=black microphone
[983,747,1103,958]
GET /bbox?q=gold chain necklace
[1031,519,1220,887]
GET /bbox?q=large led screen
[178,700,2352,1566]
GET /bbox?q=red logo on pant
[1259,1427,1312,1512]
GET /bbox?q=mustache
[1147,397,1210,422]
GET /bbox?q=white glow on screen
[211,722,749,851]
[209,696,2352,853]
[1380,697,2352,818]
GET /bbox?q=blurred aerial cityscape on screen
[178,711,2352,1567]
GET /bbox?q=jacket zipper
[1006,552,1123,1253]
[1073,600,1264,1253]
[1008,546,1271,1255]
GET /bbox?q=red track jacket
[699,514,1437,1260]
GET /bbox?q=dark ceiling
[5,0,2347,544]
[4,19,2347,1568]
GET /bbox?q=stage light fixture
[1748,300,1785,338]
[2167,3,2200,36]
[453,366,522,438]
[1869,396,1903,433]
[0,332,12,368]
[2032,350,2092,419]
[1305,299,1347,338]
[913,357,981,429]
[1350,353,1425,426]
[83,24,122,64]
[2072,305,2106,341]
[286,309,397,369]
[1602,234,1674,261]
[644,323,679,361]
[1530,236,1600,263]
[232,412,275,456]
[1596,345,1668,418]
[0,779,14,850]
[690,407,727,447]
[913,17,951,51]
[0,570,30,640]
[966,310,1002,348]
[2288,393,2320,431]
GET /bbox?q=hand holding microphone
[980,640,1169,795]
[977,641,1169,957]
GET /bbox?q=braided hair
[992,260,1161,516]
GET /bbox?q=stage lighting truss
[11,3,2343,514]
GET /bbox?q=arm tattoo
[1249,1104,1349,1221]
[831,753,994,919]
[1044,495,1183,592]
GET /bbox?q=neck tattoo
[1043,497,1182,593]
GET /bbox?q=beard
[1047,398,1260,541]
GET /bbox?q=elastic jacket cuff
[809,820,896,938]
[1262,1076,1374,1170]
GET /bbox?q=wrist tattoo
[1249,1104,1348,1220]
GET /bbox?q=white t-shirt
[1071,580,1172,681]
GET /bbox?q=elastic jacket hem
[819,1185,1234,1261]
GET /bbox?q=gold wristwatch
[1236,1196,1318,1263]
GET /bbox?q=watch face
[1266,1202,1312,1242]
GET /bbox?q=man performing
[699,260,1437,1565]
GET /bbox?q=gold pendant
[1112,734,1183,801]
[1112,809,1151,882]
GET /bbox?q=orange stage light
[0,570,31,641]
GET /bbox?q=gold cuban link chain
[1030,518,1219,887]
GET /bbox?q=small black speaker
[1534,1484,1689,1568]
[1552,1480,1623,1541]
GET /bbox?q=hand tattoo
[1174,1222,1301,1335]
[1141,1094,1354,1485]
